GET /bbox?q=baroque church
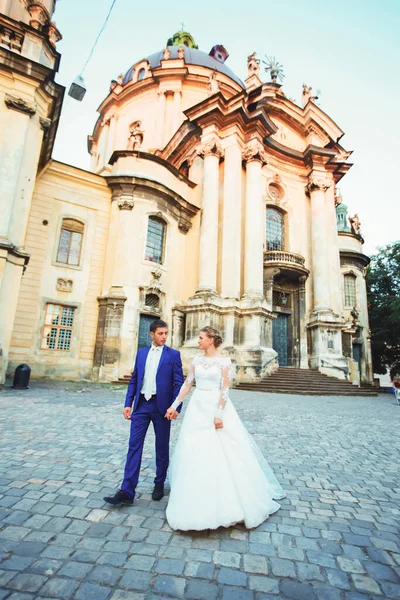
[0,1,372,386]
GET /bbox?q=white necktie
[144,347,159,400]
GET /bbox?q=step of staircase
[235,367,377,397]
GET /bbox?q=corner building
[0,15,372,386]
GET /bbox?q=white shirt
[141,344,164,400]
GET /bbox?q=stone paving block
[313,583,343,600]
[366,546,395,565]
[0,568,16,586]
[306,550,337,569]
[280,580,317,599]
[41,545,73,560]
[337,556,365,573]
[276,546,305,561]
[221,586,254,600]
[71,550,101,563]
[185,579,218,600]
[97,552,128,567]
[351,574,383,595]
[155,558,185,575]
[4,511,31,526]
[296,561,325,582]
[380,582,400,599]
[186,548,213,563]
[119,569,152,591]
[248,575,279,594]
[217,567,247,586]
[213,550,241,567]
[110,592,145,600]
[248,542,275,556]
[28,558,62,575]
[270,557,296,578]
[152,574,185,598]
[126,528,148,542]
[365,561,399,582]
[243,554,268,574]
[39,577,80,599]
[74,582,113,600]
[326,568,351,590]
[125,554,155,571]
[58,561,93,579]
[76,536,105,551]
[6,573,46,593]
[0,556,34,571]
[158,546,184,559]
[184,561,214,579]
[341,544,367,560]
[87,565,122,586]
[0,527,30,541]
[146,531,171,545]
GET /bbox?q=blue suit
[121,345,184,499]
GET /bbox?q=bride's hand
[214,418,223,430]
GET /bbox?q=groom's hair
[150,319,168,333]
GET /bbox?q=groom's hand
[165,408,178,420]
[123,407,131,420]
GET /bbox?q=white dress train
[166,355,285,531]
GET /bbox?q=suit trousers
[121,394,171,499]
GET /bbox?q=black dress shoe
[152,483,164,501]
[103,489,133,506]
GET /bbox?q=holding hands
[214,418,223,430]
[165,407,179,420]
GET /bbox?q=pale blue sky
[52,0,400,255]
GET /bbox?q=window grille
[344,274,356,307]
[145,293,160,308]
[145,217,166,264]
[41,304,76,351]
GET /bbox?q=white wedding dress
[166,355,285,531]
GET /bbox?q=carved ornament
[39,117,51,131]
[198,140,224,159]
[305,177,330,194]
[127,120,144,151]
[5,94,36,116]
[56,278,73,292]
[243,141,267,165]
[247,52,260,77]
[47,21,62,46]
[27,3,49,29]
[117,198,134,210]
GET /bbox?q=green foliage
[366,241,400,378]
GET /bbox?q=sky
[51,0,400,256]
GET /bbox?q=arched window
[344,273,357,307]
[137,68,146,81]
[57,219,84,266]
[266,208,284,251]
[145,217,166,264]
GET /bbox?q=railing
[0,24,24,53]
[264,250,305,266]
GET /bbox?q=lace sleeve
[215,358,233,420]
[170,359,196,410]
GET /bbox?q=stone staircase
[235,367,377,396]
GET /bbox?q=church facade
[0,3,372,386]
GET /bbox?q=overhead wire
[80,0,118,76]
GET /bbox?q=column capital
[198,139,224,159]
[243,141,267,166]
[117,198,134,210]
[305,175,331,195]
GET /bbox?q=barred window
[145,217,166,264]
[145,293,160,308]
[41,304,76,351]
[344,274,356,307]
[57,219,84,266]
[266,208,284,251]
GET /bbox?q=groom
[104,319,184,506]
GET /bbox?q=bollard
[12,364,31,389]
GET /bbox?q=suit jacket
[125,345,184,415]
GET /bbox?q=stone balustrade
[264,250,305,267]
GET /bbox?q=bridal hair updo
[200,326,223,348]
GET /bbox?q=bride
[165,326,285,531]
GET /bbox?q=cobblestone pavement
[0,380,399,600]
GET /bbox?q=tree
[366,241,400,379]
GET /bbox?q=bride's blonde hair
[200,326,223,348]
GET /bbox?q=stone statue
[177,46,185,59]
[247,52,260,77]
[207,71,220,96]
[349,214,361,236]
[302,84,318,107]
[163,47,171,60]
[127,120,144,151]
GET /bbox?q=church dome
[122,32,244,88]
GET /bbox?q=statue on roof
[302,84,319,107]
[247,52,260,77]
[207,71,220,96]
[349,214,362,236]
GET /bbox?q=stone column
[298,275,308,367]
[197,140,223,294]
[221,139,243,298]
[157,91,166,148]
[113,193,135,286]
[173,90,182,133]
[105,113,117,164]
[243,142,267,298]
[306,176,331,312]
